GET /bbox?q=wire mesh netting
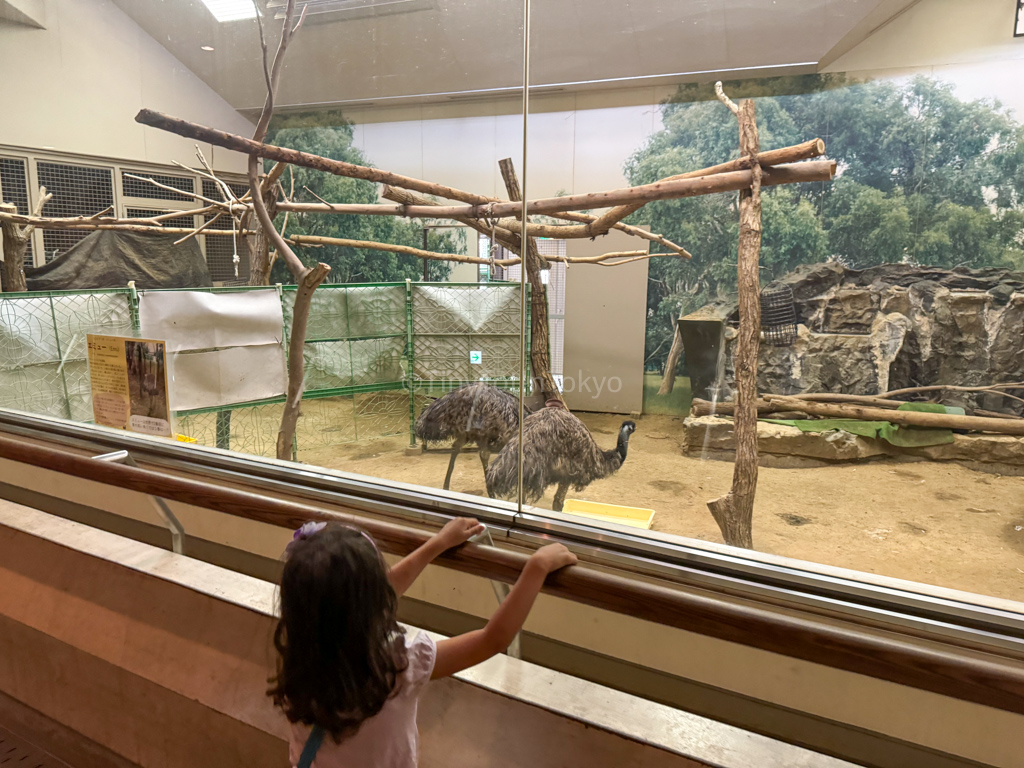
[0,290,134,421]
[36,162,115,260]
[125,207,197,229]
[122,170,196,202]
[0,283,527,459]
[202,179,250,283]
[411,284,524,384]
[0,157,34,267]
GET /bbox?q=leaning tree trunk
[657,324,685,396]
[707,98,762,550]
[278,262,330,459]
[247,187,279,286]
[498,158,563,405]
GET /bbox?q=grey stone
[681,264,1024,413]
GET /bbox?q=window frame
[0,144,247,277]
[1,404,1021,660]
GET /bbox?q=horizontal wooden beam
[277,161,835,221]
[136,108,492,205]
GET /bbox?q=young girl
[270,517,577,768]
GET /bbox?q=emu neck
[616,427,631,461]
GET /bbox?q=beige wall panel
[0,506,842,768]
[563,230,648,413]
[0,0,253,172]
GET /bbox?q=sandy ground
[306,412,1024,603]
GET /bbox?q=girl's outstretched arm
[388,517,484,597]
[431,544,577,679]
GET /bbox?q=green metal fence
[0,281,529,460]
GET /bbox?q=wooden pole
[584,138,825,236]
[0,204,29,293]
[289,234,491,264]
[767,396,1024,436]
[136,108,492,206]
[690,394,910,417]
[263,161,835,220]
[657,324,685,396]
[381,185,523,253]
[499,158,563,405]
[247,0,328,461]
[133,106,825,216]
[707,90,762,550]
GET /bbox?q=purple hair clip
[286,521,327,554]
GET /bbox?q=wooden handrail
[1,433,1024,715]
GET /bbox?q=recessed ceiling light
[197,0,258,23]
[201,45,215,51]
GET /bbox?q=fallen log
[791,393,913,409]
[975,409,1024,421]
[766,396,1024,436]
[691,398,779,417]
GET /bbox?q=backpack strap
[296,724,325,768]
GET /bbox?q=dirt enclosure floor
[303,413,1024,605]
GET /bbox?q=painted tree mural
[628,74,1024,373]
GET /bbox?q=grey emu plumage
[485,406,636,511]
[415,383,525,490]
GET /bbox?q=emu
[485,406,636,511]
[415,383,533,490]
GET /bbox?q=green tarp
[763,402,960,448]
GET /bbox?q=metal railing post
[93,450,186,555]
[405,279,417,448]
[473,527,521,658]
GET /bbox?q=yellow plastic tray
[562,499,655,530]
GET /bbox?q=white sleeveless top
[288,631,436,768]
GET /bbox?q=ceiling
[111,0,918,113]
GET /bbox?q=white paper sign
[138,290,287,410]
[139,289,284,352]
[170,344,286,411]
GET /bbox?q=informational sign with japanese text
[87,334,173,438]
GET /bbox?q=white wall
[0,0,254,173]
[824,0,1024,118]
[347,90,666,201]
[563,230,649,414]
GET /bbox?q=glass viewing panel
[1,0,1023,611]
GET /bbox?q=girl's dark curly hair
[268,523,407,741]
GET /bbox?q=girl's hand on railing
[526,543,578,575]
[435,517,486,550]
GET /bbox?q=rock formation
[680,263,1024,413]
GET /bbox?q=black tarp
[25,230,213,291]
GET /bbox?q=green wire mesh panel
[410,284,523,385]
[176,402,283,457]
[283,284,408,392]
[175,391,412,458]
[0,290,133,422]
[0,283,528,462]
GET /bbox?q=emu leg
[552,482,569,512]
[477,444,493,499]
[443,438,465,490]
